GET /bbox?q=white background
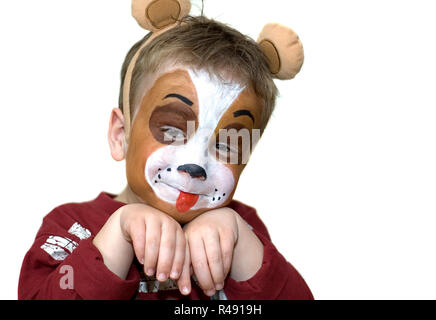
[0,0,435,299]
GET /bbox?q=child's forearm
[230,214,264,281]
[92,207,134,279]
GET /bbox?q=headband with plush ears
[123,0,304,138]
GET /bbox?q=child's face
[125,67,264,223]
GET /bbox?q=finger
[189,234,216,296]
[170,229,186,280]
[128,219,146,265]
[220,230,236,278]
[177,241,191,295]
[143,218,161,277]
[156,222,177,282]
[204,231,225,290]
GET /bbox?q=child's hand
[183,207,239,296]
[119,203,191,294]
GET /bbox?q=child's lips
[158,181,210,197]
[156,181,210,212]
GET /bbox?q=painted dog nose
[177,164,207,180]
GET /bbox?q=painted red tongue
[176,191,199,213]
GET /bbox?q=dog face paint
[126,68,263,223]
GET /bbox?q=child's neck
[114,185,144,204]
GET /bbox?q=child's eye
[161,126,185,141]
[215,143,231,153]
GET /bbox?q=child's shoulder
[40,192,124,236]
[47,192,121,216]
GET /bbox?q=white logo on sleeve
[68,222,91,240]
[40,236,78,261]
[40,222,91,261]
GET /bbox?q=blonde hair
[119,16,278,131]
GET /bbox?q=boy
[18,12,313,300]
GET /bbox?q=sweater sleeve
[18,207,140,300]
[222,202,314,300]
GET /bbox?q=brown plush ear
[132,0,191,32]
[257,23,304,80]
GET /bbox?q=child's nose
[177,164,207,180]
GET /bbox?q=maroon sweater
[18,192,313,300]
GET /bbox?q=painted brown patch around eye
[149,102,198,145]
[214,123,253,165]
[212,86,264,166]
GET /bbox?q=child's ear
[108,108,127,161]
[257,23,304,80]
[132,0,191,32]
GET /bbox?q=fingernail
[139,258,144,265]
[206,289,216,296]
[146,268,154,276]
[182,286,190,295]
[157,273,167,282]
[170,271,179,279]
[215,283,224,291]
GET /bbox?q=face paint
[145,69,243,211]
[126,67,264,223]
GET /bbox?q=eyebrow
[164,93,193,107]
[233,109,255,123]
